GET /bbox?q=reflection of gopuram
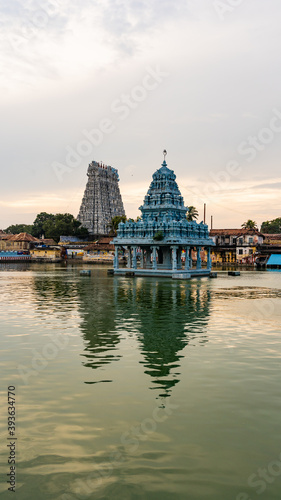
[114,279,211,399]
[113,151,214,278]
[78,271,122,371]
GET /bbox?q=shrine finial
[163,149,167,161]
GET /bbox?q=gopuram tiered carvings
[113,152,214,278]
[77,161,125,236]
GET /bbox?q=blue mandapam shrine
[113,155,214,278]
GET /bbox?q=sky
[1,0,281,230]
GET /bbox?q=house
[58,236,90,259]
[30,246,65,262]
[262,234,281,246]
[83,237,115,263]
[210,229,264,265]
[0,233,13,250]
[0,233,39,252]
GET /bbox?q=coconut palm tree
[187,206,199,222]
[241,220,258,230]
[108,215,127,235]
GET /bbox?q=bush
[153,231,164,241]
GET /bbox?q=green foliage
[241,220,258,230]
[108,215,127,235]
[187,206,198,221]
[261,218,281,234]
[128,216,141,222]
[41,213,89,241]
[153,231,164,241]
[5,224,33,234]
[5,212,89,242]
[32,212,55,237]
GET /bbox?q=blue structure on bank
[113,152,214,278]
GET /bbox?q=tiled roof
[8,233,40,242]
[84,243,115,251]
[39,238,57,246]
[0,233,13,240]
[210,229,262,237]
[98,237,114,244]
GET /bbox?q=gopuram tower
[77,161,125,236]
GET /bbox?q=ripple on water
[1,269,281,499]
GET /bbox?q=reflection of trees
[31,265,80,319]
[113,279,211,399]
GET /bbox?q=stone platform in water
[113,269,211,279]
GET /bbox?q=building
[209,229,264,264]
[30,246,65,262]
[112,155,214,278]
[262,234,281,246]
[77,160,125,236]
[83,237,115,263]
[256,234,281,267]
[0,232,39,252]
[0,233,13,250]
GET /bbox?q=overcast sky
[1,0,281,229]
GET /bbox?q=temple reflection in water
[30,267,211,399]
[78,274,211,399]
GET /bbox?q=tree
[261,218,281,234]
[241,220,258,230]
[31,212,88,241]
[5,212,89,242]
[41,213,89,241]
[5,224,33,234]
[108,215,127,235]
[187,206,198,222]
[127,217,141,222]
[32,212,55,237]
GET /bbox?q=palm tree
[187,206,199,222]
[108,215,127,235]
[241,220,258,230]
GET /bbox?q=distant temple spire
[77,160,125,236]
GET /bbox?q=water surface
[0,265,281,499]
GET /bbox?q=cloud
[1,0,281,229]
